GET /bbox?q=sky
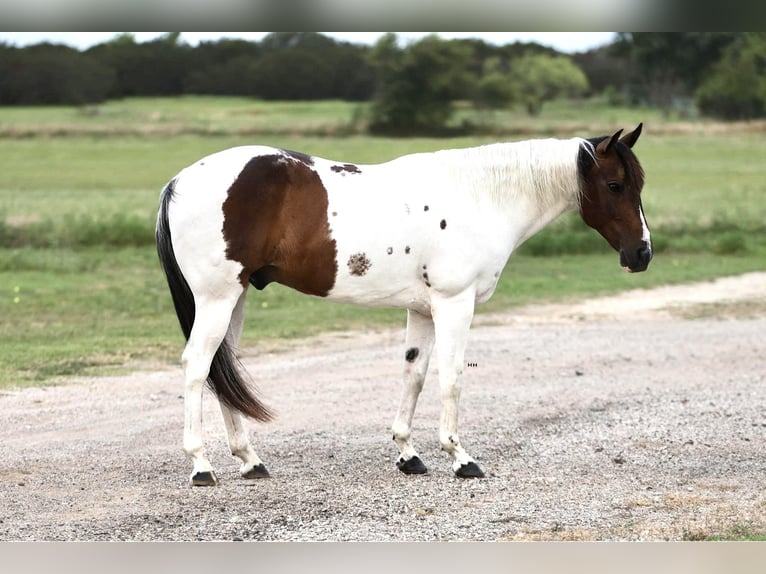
[0,32,617,53]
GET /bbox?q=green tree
[253,33,374,101]
[573,45,631,98]
[612,33,739,112]
[476,56,516,110]
[0,43,113,105]
[696,33,766,120]
[251,50,334,100]
[368,33,476,134]
[510,54,589,115]
[87,32,193,97]
[184,39,262,95]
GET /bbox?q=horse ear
[596,129,623,156]
[620,123,643,148]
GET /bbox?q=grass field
[1,96,765,387]
[0,95,666,137]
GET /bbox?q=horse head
[579,123,652,273]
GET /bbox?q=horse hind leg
[219,404,270,479]
[181,287,245,486]
[392,309,435,474]
[219,290,270,479]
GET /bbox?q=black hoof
[397,456,428,474]
[455,462,485,479]
[190,471,219,486]
[242,463,270,479]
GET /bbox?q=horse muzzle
[620,241,652,273]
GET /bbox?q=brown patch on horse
[347,253,371,276]
[331,163,362,174]
[222,154,337,297]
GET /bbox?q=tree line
[1,32,764,131]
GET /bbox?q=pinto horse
[156,124,651,486]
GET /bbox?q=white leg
[431,289,484,478]
[392,310,435,474]
[181,290,243,486]
[219,404,270,478]
[219,291,269,479]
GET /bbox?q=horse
[155,124,651,486]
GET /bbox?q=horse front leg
[431,290,485,478]
[392,309,435,474]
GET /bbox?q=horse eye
[607,182,622,193]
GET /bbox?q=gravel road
[1,273,764,541]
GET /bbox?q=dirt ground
[1,272,764,541]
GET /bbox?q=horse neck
[436,139,584,241]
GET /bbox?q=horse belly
[322,196,431,309]
[325,235,430,309]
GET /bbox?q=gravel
[1,272,764,541]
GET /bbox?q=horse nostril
[638,242,653,264]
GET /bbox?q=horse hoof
[397,456,428,474]
[454,462,485,479]
[190,471,219,486]
[242,463,270,479]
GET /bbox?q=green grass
[685,524,766,541]
[452,96,672,135]
[1,96,765,388]
[0,96,364,137]
[709,527,766,541]
[0,95,693,138]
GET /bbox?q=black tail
[156,179,273,423]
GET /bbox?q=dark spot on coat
[386,247,393,255]
[332,211,338,217]
[222,154,337,297]
[405,246,411,254]
[422,264,427,270]
[440,219,447,229]
[280,149,314,165]
[422,272,431,287]
[405,348,419,362]
[347,252,371,276]
[331,163,362,174]
[423,205,429,211]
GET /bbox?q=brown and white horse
[156,124,651,486]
